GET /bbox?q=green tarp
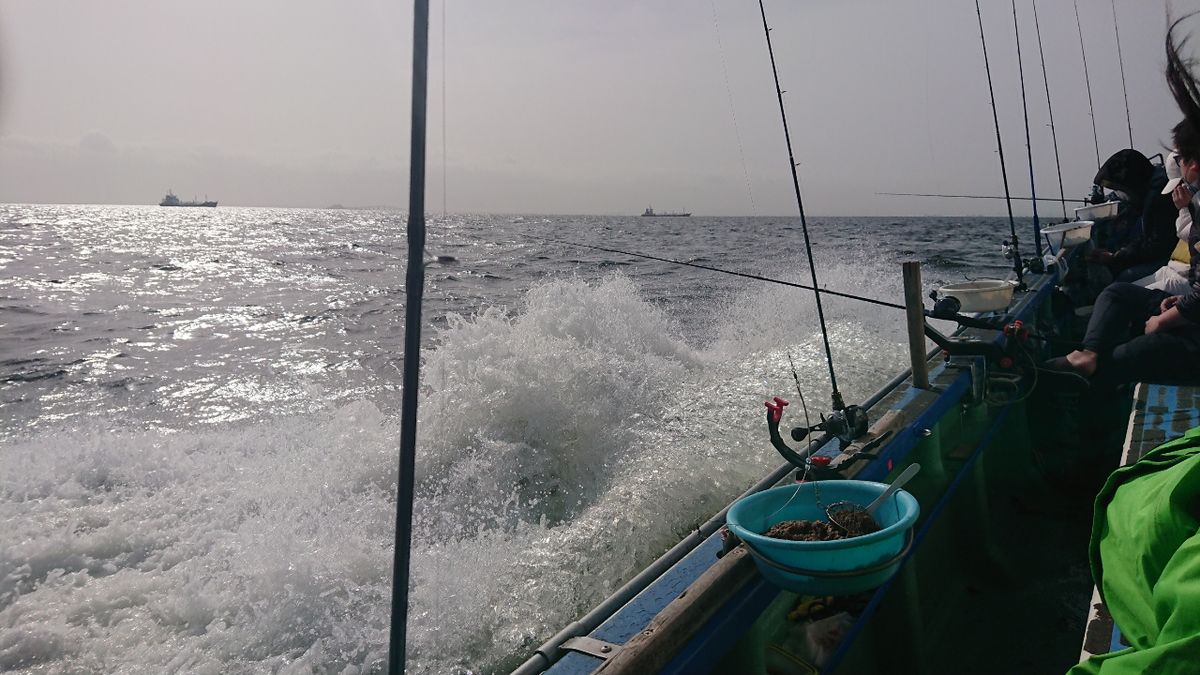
[1069,425,1200,674]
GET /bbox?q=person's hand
[1146,313,1166,334]
[1173,183,1194,210]
[1161,295,1183,313]
[1088,249,1114,263]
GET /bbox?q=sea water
[0,204,1016,673]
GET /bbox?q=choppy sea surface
[0,204,1024,673]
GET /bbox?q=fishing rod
[526,234,905,310]
[389,0,429,671]
[1074,0,1103,170]
[1110,0,1134,148]
[1011,0,1043,256]
[974,0,1025,288]
[1031,0,1070,222]
[878,191,1085,203]
[756,0,854,421]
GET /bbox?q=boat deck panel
[1078,382,1200,663]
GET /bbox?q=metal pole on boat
[902,262,930,390]
[388,0,430,671]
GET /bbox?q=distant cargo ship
[159,191,217,207]
[641,206,690,217]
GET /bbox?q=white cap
[1164,151,1183,194]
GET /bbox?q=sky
[0,0,1197,216]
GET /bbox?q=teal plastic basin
[726,480,920,595]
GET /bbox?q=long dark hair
[1168,14,1200,159]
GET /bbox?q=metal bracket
[561,635,622,660]
[948,355,987,404]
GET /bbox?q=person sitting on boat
[1064,27,1200,675]
[1128,151,1195,295]
[1086,149,1178,284]
[1053,121,1200,388]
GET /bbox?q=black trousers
[1082,282,1200,387]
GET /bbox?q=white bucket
[1074,201,1119,221]
[1041,220,1094,249]
[938,279,1018,313]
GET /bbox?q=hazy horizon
[1,0,1194,216]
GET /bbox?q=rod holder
[903,262,930,390]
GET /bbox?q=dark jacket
[1094,150,1156,253]
[1111,166,1178,271]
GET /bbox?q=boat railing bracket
[560,635,623,660]
[947,354,987,404]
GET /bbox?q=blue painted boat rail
[518,269,1059,675]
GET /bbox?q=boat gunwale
[528,268,1059,675]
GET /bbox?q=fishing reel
[764,396,870,473]
[790,405,869,445]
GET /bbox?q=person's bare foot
[1065,349,1098,377]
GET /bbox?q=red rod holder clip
[764,396,790,423]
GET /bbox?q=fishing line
[756,0,847,412]
[766,350,816,520]
[1074,0,1102,169]
[710,0,757,216]
[526,234,906,310]
[1010,0,1043,256]
[878,191,1085,203]
[974,0,1024,285]
[1031,0,1070,222]
[529,233,1080,350]
[1110,0,1134,148]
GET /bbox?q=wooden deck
[1078,382,1200,662]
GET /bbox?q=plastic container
[937,279,1018,313]
[726,480,919,595]
[1042,220,1094,249]
[1074,201,1119,221]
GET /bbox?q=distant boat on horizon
[159,190,217,207]
[641,206,690,217]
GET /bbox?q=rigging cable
[710,0,757,215]
[756,0,847,411]
[1110,0,1134,148]
[1031,0,1069,221]
[1011,0,1043,256]
[1074,0,1103,169]
[388,0,429,671]
[526,234,905,310]
[974,0,1024,286]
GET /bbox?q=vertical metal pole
[389,0,430,672]
[903,262,930,390]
